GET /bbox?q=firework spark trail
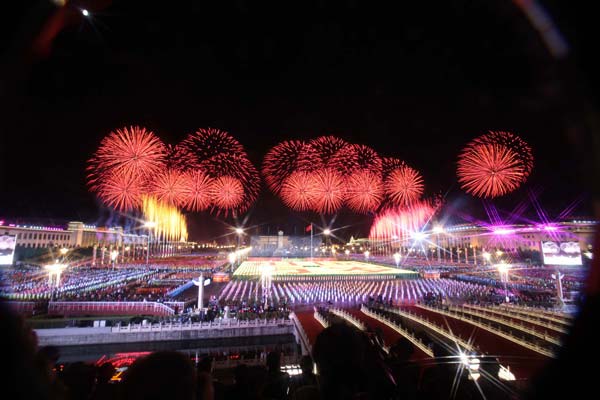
[369,200,438,242]
[142,195,188,242]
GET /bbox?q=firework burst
[262,140,319,194]
[210,176,245,212]
[280,171,319,211]
[474,131,534,177]
[165,143,198,171]
[308,136,349,166]
[311,169,346,214]
[345,170,384,213]
[87,126,167,191]
[457,142,528,198]
[331,144,382,175]
[184,170,213,212]
[382,157,406,179]
[96,170,145,211]
[149,169,192,207]
[181,127,245,162]
[385,164,424,206]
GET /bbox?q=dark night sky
[1,0,597,242]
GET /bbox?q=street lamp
[393,252,401,267]
[483,251,491,264]
[433,226,444,263]
[45,262,67,301]
[497,261,510,302]
[144,221,156,266]
[110,250,118,271]
[228,252,236,272]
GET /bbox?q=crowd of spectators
[4,291,517,400]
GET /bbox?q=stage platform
[232,259,418,280]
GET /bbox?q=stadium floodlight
[235,227,244,235]
[323,228,331,236]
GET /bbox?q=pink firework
[210,176,245,211]
[279,171,319,211]
[96,170,145,211]
[311,169,346,214]
[345,170,384,214]
[369,200,438,242]
[262,140,320,194]
[149,169,192,207]
[385,164,424,206]
[457,142,527,198]
[184,170,213,212]
[87,126,167,191]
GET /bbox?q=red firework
[166,143,199,171]
[280,171,319,211]
[149,169,192,207]
[184,170,213,212]
[96,170,145,211]
[382,157,406,179]
[345,171,384,214]
[210,176,245,211]
[385,164,424,206]
[331,144,382,176]
[457,142,528,198]
[369,200,438,242]
[308,136,349,165]
[262,140,320,194]
[180,128,260,214]
[474,131,534,178]
[87,126,167,190]
[180,127,245,163]
[311,169,346,214]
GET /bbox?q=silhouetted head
[313,323,367,398]
[300,355,314,375]
[121,351,196,400]
[266,351,281,372]
[391,338,414,361]
[96,362,116,384]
